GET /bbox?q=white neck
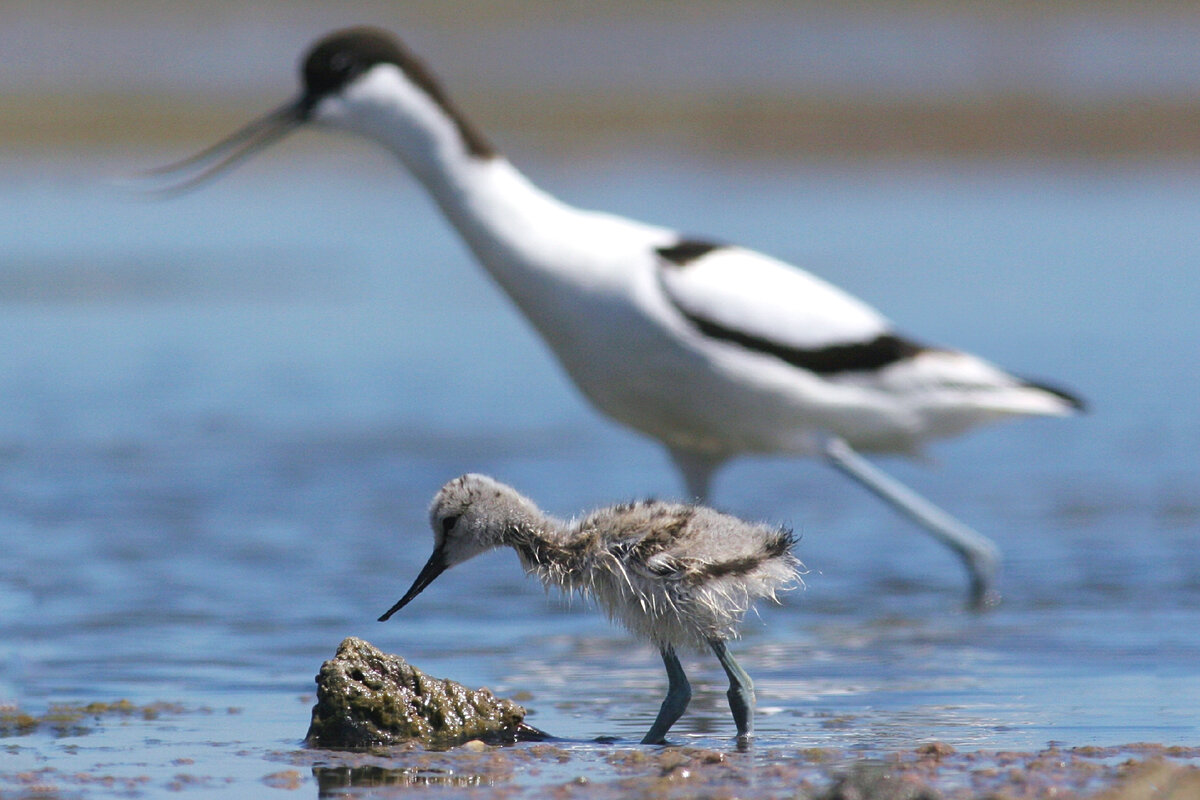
[317,66,591,282]
[312,64,675,369]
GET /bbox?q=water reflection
[313,764,496,794]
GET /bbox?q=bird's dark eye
[441,515,460,535]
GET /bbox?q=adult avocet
[379,473,802,744]
[147,27,1084,607]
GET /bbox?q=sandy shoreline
[8,1,1200,159]
[5,93,1200,159]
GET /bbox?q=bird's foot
[965,552,1001,612]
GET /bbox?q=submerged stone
[819,763,940,800]
[305,637,544,749]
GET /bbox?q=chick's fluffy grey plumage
[430,474,802,651]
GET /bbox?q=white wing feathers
[657,245,893,351]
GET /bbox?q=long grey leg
[709,639,754,740]
[667,447,723,504]
[641,645,692,745]
[822,436,1000,609]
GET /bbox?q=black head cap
[299,27,496,158]
[302,28,409,102]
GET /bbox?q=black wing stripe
[678,305,925,375]
[656,240,724,266]
[655,238,925,374]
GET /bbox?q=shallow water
[2,148,1199,796]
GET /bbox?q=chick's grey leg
[642,645,692,744]
[710,639,754,739]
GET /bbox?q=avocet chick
[378,474,802,744]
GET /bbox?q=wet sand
[5,702,1200,798]
[297,741,1200,799]
[11,738,1200,798]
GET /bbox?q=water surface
[2,149,1199,795]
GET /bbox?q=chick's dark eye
[441,515,460,535]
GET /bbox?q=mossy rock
[305,637,545,749]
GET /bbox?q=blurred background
[3,1,1200,794]
[12,1,1200,157]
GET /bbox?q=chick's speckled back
[530,499,802,650]
[580,501,794,582]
